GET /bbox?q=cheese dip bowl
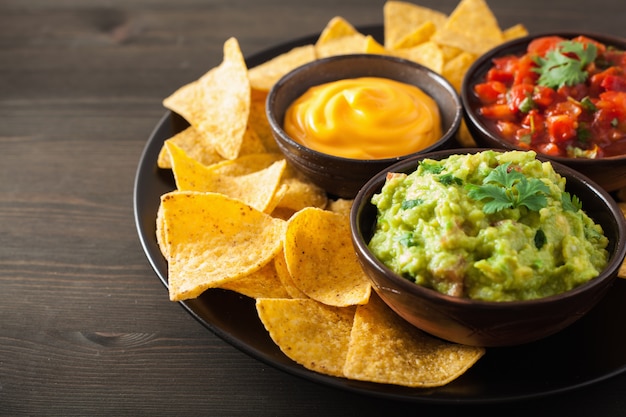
[266,53,462,198]
[350,148,626,347]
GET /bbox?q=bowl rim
[350,147,626,309]
[266,53,463,165]
[460,30,626,163]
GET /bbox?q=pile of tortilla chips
[154,0,626,388]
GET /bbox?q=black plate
[133,26,626,404]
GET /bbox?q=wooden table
[3,0,626,415]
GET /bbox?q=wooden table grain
[2,0,626,415]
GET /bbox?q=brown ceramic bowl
[350,148,626,347]
[266,53,462,199]
[461,31,626,192]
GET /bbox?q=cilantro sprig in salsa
[474,35,626,158]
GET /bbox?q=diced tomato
[507,84,535,113]
[600,74,626,92]
[479,103,515,120]
[535,142,562,156]
[513,54,538,85]
[521,110,545,135]
[495,120,519,138]
[532,86,556,108]
[486,68,514,84]
[527,36,565,56]
[474,81,507,103]
[546,114,577,142]
[556,83,589,101]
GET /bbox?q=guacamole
[369,150,609,301]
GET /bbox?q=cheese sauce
[283,77,442,159]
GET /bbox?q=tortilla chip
[157,126,224,169]
[503,23,529,41]
[442,51,476,92]
[167,142,286,213]
[327,198,353,218]
[274,249,309,299]
[394,41,444,73]
[363,35,388,54]
[316,16,359,45]
[431,0,504,55]
[456,121,478,147]
[155,202,169,259]
[163,37,250,160]
[220,261,291,299]
[384,1,447,50]
[256,298,356,377]
[283,207,371,306]
[315,33,369,59]
[392,20,437,50]
[248,45,316,92]
[248,89,280,153]
[343,294,485,387]
[161,191,286,301]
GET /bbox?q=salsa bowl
[350,148,626,347]
[267,53,462,198]
[461,32,626,192]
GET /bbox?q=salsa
[283,77,441,159]
[473,35,626,158]
[368,150,609,301]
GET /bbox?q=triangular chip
[343,294,485,387]
[392,21,438,50]
[431,0,503,55]
[393,41,444,73]
[503,23,529,41]
[248,88,280,153]
[248,45,316,92]
[157,126,224,169]
[384,1,447,50]
[167,142,286,213]
[161,191,286,301]
[316,16,359,45]
[315,33,369,59]
[284,207,371,306]
[220,261,291,299]
[256,298,356,377]
[442,50,476,92]
[163,37,250,160]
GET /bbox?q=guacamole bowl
[266,53,462,199]
[461,31,626,192]
[350,148,626,347]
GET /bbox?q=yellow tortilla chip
[503,23,529,41]
[256,298,356,377]
[248,45,316,92]
[155,202,169,259]
[274,249,309,299]
[363,35,388,54]
[394,41,444,73]
[343,294,485,387]
[392,20,437,50]
[315,33,369,59]
[384,1,448,50]
[442,51,476,93]
[316,16,359,45]
[157,126,224,169]
[220,261,291,299]
[167,142,286,213]
[161,191,286,301]
[326,198,353,218]
[284,207,371,306]
[431,0,503,55]
[163,37,250,160]
[248,89,280,153]
[456,121,477,147]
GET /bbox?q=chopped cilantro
[533,40,598,89]
[466,163,550,213]
[561,191,582,212]
[580,96,597,112]
[401,199,423,210]
[419,161,444,175]
[438,173,463,186]
[519,96,535,113]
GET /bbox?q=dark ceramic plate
[133,26,626,404]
